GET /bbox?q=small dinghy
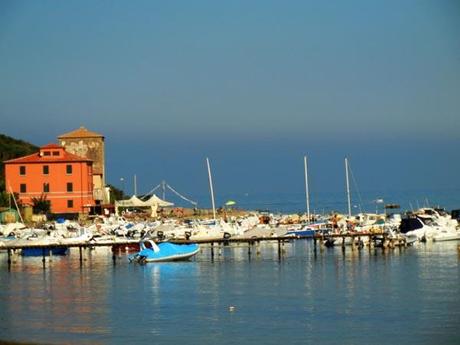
[129,240,199,263]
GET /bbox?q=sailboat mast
[134,174,137,196]
[8,183,24,224]
[345,157,352,218]
[162,180,166,200]
[304,156,310,221]
[206,158,217,220]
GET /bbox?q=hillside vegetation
[0,133,38,191]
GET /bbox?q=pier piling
[7,249,11,270]
[41,248,46,268]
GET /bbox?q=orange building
[3,144,95,214]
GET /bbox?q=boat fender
[157,231,164,240]
[185,231,191,240]
[223,232,231,239]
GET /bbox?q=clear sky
[1,1,459,205]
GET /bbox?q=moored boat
[129,240,199,263]
[286,222,332,238]
[22,246,68,256]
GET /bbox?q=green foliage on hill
[0,133,38,192]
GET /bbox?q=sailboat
[286,156,331,238]
[323,157,358,247]
[185,158,242,240]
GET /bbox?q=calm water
[180,188,460,215]
[1,241,460,345]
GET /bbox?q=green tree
[0,191,11,208]
[107,184,124,203]
[0,133,38,192]
[32,194,51,214]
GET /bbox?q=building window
[52,151,59,156]
[66,165,72,174]
[67,200,74,208]
[43,165,49,175]
[67,182,73,192]
[20,184,26,193]
[43,183,50,193]
[43,151,51,156]
[19,166,26,175]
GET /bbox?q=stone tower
[58,126,107,203]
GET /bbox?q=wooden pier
[1,232,408,269]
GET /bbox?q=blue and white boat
[286,222,332,238]
[129,240,199,263]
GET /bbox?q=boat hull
[433,233,460,242]
[286,229,316,238]
[130,242,200,263]
[22,247,68,256]
[143,248,200,262]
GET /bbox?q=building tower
[58,127,107,204]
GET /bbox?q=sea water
[178,188,460,215]
[1,240,459,345]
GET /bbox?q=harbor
[2,1,460,344]
[2,202,458,267]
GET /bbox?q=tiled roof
[58,126,104,139]
[40,143,62,149]
[4,144,93,164]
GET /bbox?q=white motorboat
[433,228,460,242]
[400,213,458,242]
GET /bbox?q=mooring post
[218,243,222,257]
[79,246,83,263]
[210,242,214,259]
[256,240,261,256]
[49,248,53,262]
[248,241,252,258]
[42,248,46,268]
[7,249,11,270]
[277,239,281,260]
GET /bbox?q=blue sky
[1,1,459,206]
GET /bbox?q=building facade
[58,127,107,203]
[4,144,95,214]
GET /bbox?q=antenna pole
[304,156,310,222]
[345,158,352,218]
[134,174,137,196]
[206,158,217,221]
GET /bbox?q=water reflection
[1,241,460,345]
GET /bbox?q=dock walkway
[1,231,407,269]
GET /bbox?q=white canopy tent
[115,194,174,217]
